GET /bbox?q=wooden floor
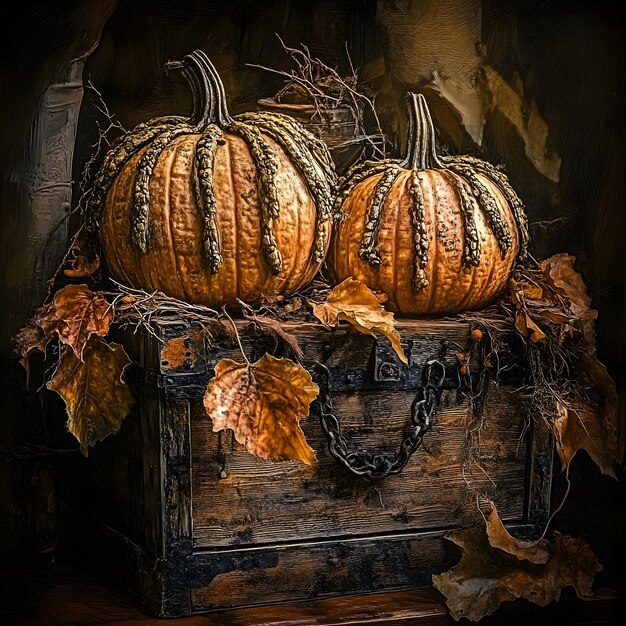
[0,562,622,626]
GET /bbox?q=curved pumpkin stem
[194,50,232,127]
[166,50,232,129]
[400,93,444,171]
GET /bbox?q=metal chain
[313,359,446,481]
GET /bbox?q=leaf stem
[222,307,249,365]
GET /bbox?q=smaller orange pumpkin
[329,93,528,315]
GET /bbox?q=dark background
[1,0,624,603]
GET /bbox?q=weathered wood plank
[191,385,528,548]
[189,532,454,611]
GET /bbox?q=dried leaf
[40,284,113,359]
[485,502,550,565]
[63,254,100,277]
[14,321,48,378]
[555,399,618,479]
[203,354,318,464]
[509,280,547,342]
[433,501,602,621]
[47,340,135,456]
[514,307,547,342]
[18,284,114,365]
[540,254,597,342]
[245,314,305,361]
[309,278,407,364]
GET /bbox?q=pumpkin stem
[195,50,232,127]
[400,93,444,171]
[166,50,232,129]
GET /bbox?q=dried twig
[248,36,388,158]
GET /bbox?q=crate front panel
[190,384,528,548]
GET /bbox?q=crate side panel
[191,385,527,547]
[188,533,456,611]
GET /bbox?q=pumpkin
[328,93,528,315]
[89,50,337,308]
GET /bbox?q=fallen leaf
[63,254,100,277]
[514,307,547,342]
[47,340,135,456]
[203,354,318,464]
[433,501,602,621]
[485,501,550,565]
[309,278,407,364]
[540,254,592,312]
[509,280,547,342]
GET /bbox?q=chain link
[313,359,446,481]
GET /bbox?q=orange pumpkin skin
[93,51,336,308]
[101,132,325,307]
[329,94,527,315]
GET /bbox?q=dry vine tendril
[84,49,339,273]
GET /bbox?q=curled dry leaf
[203,354,318,464]
[41,284,113,359]
[509,254,598,344]
[508,255,619,477]
[47,340,135,456]
[63,254,100,277]
[555,397,618,479]
[14,322,48,379]
[433,500,601,622]
[540,253,597,341]
[309,277,407,364]
[244,314,305,361]
[16,284,113,365]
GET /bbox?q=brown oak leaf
[244,314,305,362]
[309,278,407,364]
[433,501,601,621]
[47,340,135,456]
[203,354,318,464]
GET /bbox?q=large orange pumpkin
[329,93,528,315]
[89,50,337,308]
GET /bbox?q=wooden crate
[85,316,553,617]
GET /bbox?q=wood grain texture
[1,563,622,626]
[191,386,527,547]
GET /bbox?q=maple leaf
[203,354,318,464]
[433,501,601,622]
[15,284,113,369]
[38,284,113,359]
[47,340,135,456]
[309,278,407,364]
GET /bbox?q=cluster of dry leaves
[508,254,619,480]
[433,499,602,621]
[14,253,620,621]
